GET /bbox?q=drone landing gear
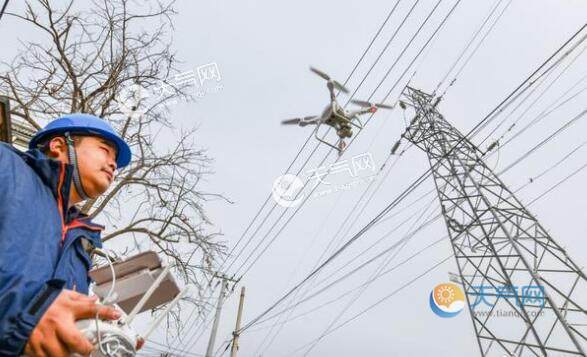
[314,128,343,153]
[313,118,354,155]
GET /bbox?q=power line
[365,0,447,104]
[300,196,439,356]
[214,98,587,356]
[252,151,405,355]
[230,0,455,281]
[528,160,587,205]
[437,0,513,97]
[235,0,464,282]
[468,26,587,140]
[433,0,507,94]
[206,1,466,351]
[237,23,587,334]
[514,139,587,193]
[221,0,419,279]
[219,0,410,280]
[345,0,422,104]
[253,72,429,355]
[0,0,9,23]
[246,120,581,332]
[213,0,406,289]
[294,157,585,354]
[166,282,222,355]
[478,40,587,148]
[285,255,453,356]
[499,108,587,174]
[497,77,587,151]
[141,339,206,357]
[252,18,414,325]
[253,100,420,354]
[204,102,587,355]
[246,235,447,334]
[168,1,423,352]
[283,74,587,331]
[282,149,587,354]
[253,155,422,355]
[172,13,586,357]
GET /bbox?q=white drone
[281,67,394,153]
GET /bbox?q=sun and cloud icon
[429,282,466,318]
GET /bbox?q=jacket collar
[13,146,103,233]
[16,147,74,217]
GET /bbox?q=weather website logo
[429,282,465,318]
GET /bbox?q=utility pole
[205,274,237,357]
[401,86,587,356]
[230,287,246,357]
[0,95,35,150]
[0,96,12,144]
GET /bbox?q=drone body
[281,67,393,153]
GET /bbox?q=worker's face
[75,136,118,197]
[47,136,118,199]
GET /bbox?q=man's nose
[108,159,117,173]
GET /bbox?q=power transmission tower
[401,86,587,356]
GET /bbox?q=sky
[2,1,587,356]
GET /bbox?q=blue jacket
[0,143,103,355]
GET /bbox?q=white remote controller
[72,319,137,357]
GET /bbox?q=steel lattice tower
[401,87,587,356]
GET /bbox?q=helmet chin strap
[64,132,91,201]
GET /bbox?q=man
[0,113,132,356]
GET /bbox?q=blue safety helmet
[29,113,132,168]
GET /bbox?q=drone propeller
[310,66,349,94]
[309,66,331,81]
[281,118,301,125]
[331,80,349,94]
[281,116,318,127]
[350,99,394,109]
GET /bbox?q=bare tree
[0,0,229,333]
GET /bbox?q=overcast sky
[3,1,587,356]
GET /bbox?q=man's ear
[46,136,68,159]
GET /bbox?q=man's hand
[24,290,121,357]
